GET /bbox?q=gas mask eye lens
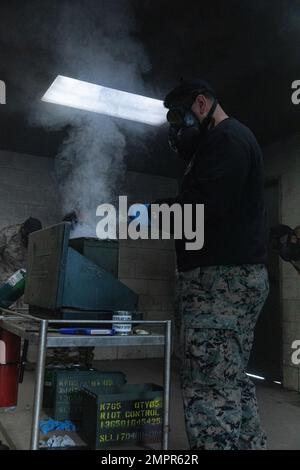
[184,111,198,126]
[166,109,184,127]
[167,107,199,129]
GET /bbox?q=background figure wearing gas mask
[0,217,42,285]
[0,217,42,308]
[163,79,269,450]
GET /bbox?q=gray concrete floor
[1,359,300,450]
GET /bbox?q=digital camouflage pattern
[0,223,27,309]
[175,264,269,450]
[0,224,27,284]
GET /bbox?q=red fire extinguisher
[0,328,21,408]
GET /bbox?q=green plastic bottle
[0,269,26,309]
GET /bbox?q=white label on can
[112,314,132,335]
[7,270,25,287]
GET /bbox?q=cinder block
[120,250,175,283]
[159,254,176,279]
[282,172,300,201]
[3,151,53,172]
[120,238,175,251]
[24,170,56,188]
[282,209,300,229]
[264,136,300,178]
[282,342,300,368]
[161,296,175,311]
[116,346,147,360]
[147,279,175,296]
[118,245,137,260]
[118,262,136,279]
[282,321,300,345]
[138,294,162,311]
[282,300,300,323]
[283,366,300,392]
[144,345,164,358]
[281,261,299,279]
[0,157,60,255]
[131,248,162,278]
[0,202,18,222]
[139,296,174,312]
[144,310,174,322]
[0,167,30,186]
[0,184,42,207]
[282,278,300,300]
[119,239,153,250]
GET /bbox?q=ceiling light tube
[42,75,166,126]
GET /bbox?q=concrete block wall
[0,149,61,364]
[0,149,60,229]
[0,150,178,362]
[264,133,300,391]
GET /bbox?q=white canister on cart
[112,311,132,335]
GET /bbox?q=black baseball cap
[164,79,217,109]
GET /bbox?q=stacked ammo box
[43,369,126,421]
[43,368,163,449]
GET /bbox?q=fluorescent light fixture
[42,75,166,126]
[246,373,265,381]
[273,381,282,385]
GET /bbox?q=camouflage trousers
[175,264,269,450]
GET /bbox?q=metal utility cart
[0,310,172,450]
[0,222,172,450]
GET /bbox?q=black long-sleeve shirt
[166,117,267,272]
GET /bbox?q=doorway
[248,179,282,381]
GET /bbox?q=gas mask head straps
[200,96,218,131]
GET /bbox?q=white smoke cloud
[56,114,126,237]
[27,0,155,237]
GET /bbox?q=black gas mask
[166,95,218,163]
[285,233,300,261]
[20,217,42,248]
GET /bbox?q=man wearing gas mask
[164,80,269,450]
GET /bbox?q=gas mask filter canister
[166,95,218,163]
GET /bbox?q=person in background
[62,210,78,229]
[161,79,269,450]
[270,224,300,273]
[0,217,42,285]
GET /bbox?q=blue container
[24,223,138,314]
